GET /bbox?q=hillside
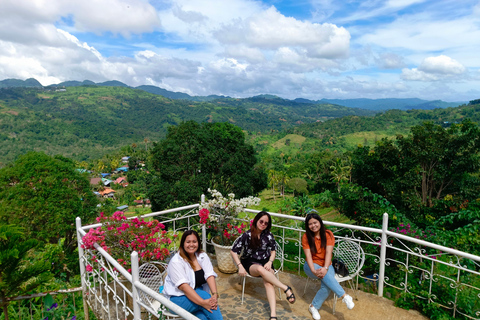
[0,86,371,166]
[247,101,480,161]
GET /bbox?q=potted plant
[81,211,172,274]
[199,189,260,273]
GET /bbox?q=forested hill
[0,86,371,166]
[293,101,480,141]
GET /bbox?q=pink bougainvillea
[82,211,171,273]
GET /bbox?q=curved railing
[76,202,480,319]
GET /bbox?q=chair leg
[333,293,337,315]
[347,279,358,300]
[241,276,246,304]
[304,277,309,295]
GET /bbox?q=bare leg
[249,264,288,292]
[264,278,277,318]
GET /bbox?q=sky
[1,0,480,102]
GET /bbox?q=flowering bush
[82,211,172,273]
[199,189,260,246]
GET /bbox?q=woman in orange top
[302,213,354,320]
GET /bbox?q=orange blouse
[302,230,335,267]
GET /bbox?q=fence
[76,201,480,320]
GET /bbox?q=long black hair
[179,230,203,269]
[250,211,272,249]
[304,213,326,255]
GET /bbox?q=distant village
[80,156,150,212]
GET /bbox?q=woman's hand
[238,264,247,277]
[264,260,273,271]
[200,299,214,313]
[209,295,218,310]
[314,267,327,279]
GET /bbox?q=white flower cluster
[200,188,261,215]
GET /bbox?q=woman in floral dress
[231,211,296,320]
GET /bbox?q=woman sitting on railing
[163,230,223,320]
[302,212,354,320]
[231,211,296,320]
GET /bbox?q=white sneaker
[342,294,355,310]
[308,304,321,320]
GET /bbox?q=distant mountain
[52,80,96,87]
[294,98,465,111]
[98,80,130,87]
[136,85,193,100]
[0,77,467,111]
[0,78,43,88]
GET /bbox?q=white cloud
[401,55,466,81]
[418,55,465,75]
[401,68,439,81]
[223,46,265,63]
[215,6,350,59]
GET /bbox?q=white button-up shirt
[163,251,217,298]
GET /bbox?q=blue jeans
[170,288,223,320]
[304,262,345,309]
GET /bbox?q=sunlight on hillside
[342,131,394,148]
[272,134,306,149]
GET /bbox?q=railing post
[76,217,90,320]
[378,213,389,297]
[131,251,141,319]
[201,194,207,252]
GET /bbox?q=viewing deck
[76,201,480,320]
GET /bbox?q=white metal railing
[77,202,480,320]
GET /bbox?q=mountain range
[0,78,465,111]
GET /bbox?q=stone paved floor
[214,266,429,320]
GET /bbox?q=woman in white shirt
[163,230,223,320]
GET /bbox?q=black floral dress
[231,230,277,274]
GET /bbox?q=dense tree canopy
[0,152,98,254]
[148,121,267,210]
[350,120,480,226]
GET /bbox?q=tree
[0,224,52,320]
[397,120,480,206]
[0,152,98,256]
[148,121,267,210]
[286,177,308,196]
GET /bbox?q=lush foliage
[0,224,52,320]
[349,120,480,227]
[0,151,98,279]
[199,189,260,246]
[148,121,267,210]
[81,211,171,272]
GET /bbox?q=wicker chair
[138,262,181,319]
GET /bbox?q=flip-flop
[284,286,296,304]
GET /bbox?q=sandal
[284,286,296,304]
[269,317,277,320]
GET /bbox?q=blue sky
[1,0,479,101]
